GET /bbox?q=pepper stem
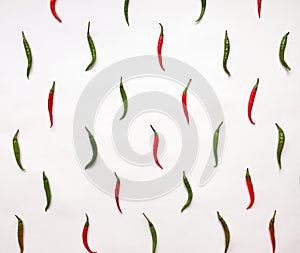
[183,79,192,94]
[85,213,89,226]
[50,81,55,92]
[87,21,91,36]
[159,23,164,36]
[114,172,120,183]
[13,129,19,140]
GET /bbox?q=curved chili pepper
[279,32,291,71]
[86,21,97,71]
[50,0,62,23]
[48,81,55,128]
[269,210,277,253]
[217,211,230,253]
[22,31,32,79]
[195,0,206,23]
[13,130,25,171]
[114,172,122,214]
[157,23,165,71]
[258,0,262,18]
[246,168,255,210]
[248,78,259,125]
[182,79,192,125]
[143,213,157,253]
[213,122,223,167]
[119,77,128,120]
[43,171,52,212]
[124,0,130,26]
[15,215,24,253]
[150,125,163,169]
[275,123,285,170]
[85,127,98,169]
[181,171,193,213]
[223,31,231,77]
[82,214,97,253]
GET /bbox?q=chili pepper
[143,213,157,253]
[269,210,277,253]
[48,81,55,128]
[22,31,32,79]
[258,0,262,18]
[150,125,163,169]
[275,123,285,169]
[182,79,192,125]
[217,211,230,253]
[43,171,52,212]
[50,0,62,23]
[195,0,206,23]
[181,171,193,213]
[15,215,24,253]
[245,168,255,210]
[13,130,25,171]
[213,121,223,167]
[157,23,165,71]
[248,78,259,125]
[279,32,291,71]
[119,77,128,120]
[124,0,130,26]
[86,21,96,71]
[85,127,98,169]
[82,214,97,253]
[114,172,122,214]
[223,30,231,77]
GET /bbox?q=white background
[0,0,300,252]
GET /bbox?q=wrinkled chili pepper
[124,0,130,26]
[275,123,285,169]
[257,0,262,18]
[213,122,223,167]
[181,171,193,213]
[13,130,25,171]
[119,77,128,120]
[114,172,122,214]
[15,215,24,253]
[22,31,32,79]
[246,168,255,210]
[217,211,230,253]
[157,23,165,71]
[82,214,97,253]
[43,171,52,212]
[269,210,277,253]
[143,213,157,253]
[248,78,259,125]
[195,0,206,23]
[85,127,98,169]
[279,32,291,71]
[86,21,97,71]
[48,81,55,128]
[150,125,163,169]
[50,0,62,23]
[182,79,192,125]
[223,30,231,77]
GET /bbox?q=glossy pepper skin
[43,171,52,212]
[85,127,98,169]
[86,21,97,71]
[150,125,163,169]
[50,0,62,23]
[248,78,259,125]
[275,123,285,169]
[213,122,223,167]
[195,0,206,23]
[269,210,277,253]
[15,215,24,253]
[114,172,122,214]
[157,23,165,71]
[181,171,193,213]
[217,211,230,253]
[22,31,32,79]
[182,79,192,125]
[223,31,231,77]
[246,168,255,209]
[279,32,291,71]
[119,77,128,120]
[143,213,157,253]
[124,0,130,26]
[82,214,97,253]
[13,130,25,171]
[48,81,55,128]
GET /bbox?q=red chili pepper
[82,214,97,253]
[50,0,62,23]
[114,172,122,214]
[48,81,55,128]
[157,23,165,71]
[182,79,192,125]
[150,124,163,169]
[269,210,277,253]
[245,168,255,209]
[258,0,262,18]
[248,78,259,125]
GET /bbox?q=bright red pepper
[114,172,122,214]
[157,23,165,71]
[150,124,163,169]
[50,0,62,23]
[245,168,255,209]
[48,82,55,128]
[248,78,259,125]
[182,79,192,125]
[269,210,276,253]
[82,214,97,253]
[258,0,262,18]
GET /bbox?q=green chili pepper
[119,77,128,120]
[213,121,223,167]
[13,130,25,171]
[85,21,96,71]
[143,213,157,253]
[279,32,291,71]
[85,127,98,169]
[223,31,231,77]
[217,211,230,253]
[124,0,130,26]
[43,171,52,212]
[22,31,32,79]
[275,123,285,169]
[181,171,193,213]
[195,0,206,23]
[15,215,24,253]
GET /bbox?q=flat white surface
[0,0,300,252]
